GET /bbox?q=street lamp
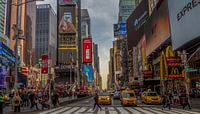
[9,0,44,89]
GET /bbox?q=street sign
[186,67,198,72]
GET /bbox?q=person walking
[162,93,171,110]
[0,91,4,114]
[13,92,22,112]
[93,92,102,111]
[183,95,192,110]
[161,94,166,110]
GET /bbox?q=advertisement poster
[41,55,48,74]
[83,38,92,63]
[83,65,93,82]
[119,23,126,36]
[58,2,77,34]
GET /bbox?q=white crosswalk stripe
[39,106,200,114]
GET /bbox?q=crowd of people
[6,89,61,113]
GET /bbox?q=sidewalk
[171,98,200,112]
[4,96,78,114]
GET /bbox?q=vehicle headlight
[107,97,110,100]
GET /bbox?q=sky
[37,0,119,89]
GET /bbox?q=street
[35,97,200,114]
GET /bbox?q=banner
[41,55,48,74]
[83,38,92,63]
[113,24,120,38]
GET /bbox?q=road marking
[136,107,155,114]
[173,108,199,114]
[50,107,71,114]
[38,106,64,114]
[125,107,142,114]
[152,108,178,114]
[117,107,129,114]
[62,107,79,114]
[142,107,166,114]
[76,107,88,113]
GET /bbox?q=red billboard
[83,38,92,63]
[41,55,48,74]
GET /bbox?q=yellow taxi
[141,92,161,104]
[98,92,111,105]
[120,90,137,106]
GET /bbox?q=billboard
[168,0,200,50]
[41,55,48,74]
[83,65,93,82]
[145,0,170,56]
[0,66,8,87]
[58,4,77,34]
[59,0,77,5]
[127,0,149,49]
[113,23,126,38]
[113,24,120,38]
[83,38,92,63]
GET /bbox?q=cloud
[82,0,119,89]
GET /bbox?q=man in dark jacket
[93,92,102,111]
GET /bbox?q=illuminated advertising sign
[145,0,170,56]
[83,38,92,63]
[119,23,126,36]
[59,0,77,5]
[0,66,8,87]
[83,65,93,82]
[168,66,183,78]
[41,55,48,74]
[58,3,77,34]
[168,0,200,50]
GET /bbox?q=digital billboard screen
[58,3,77,34]
[83,65,93,82]
[145,0,170,56]
[59,0,77,5]
[83,38,92,63]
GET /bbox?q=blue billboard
[119,23,126,36]
[83,65,93,82]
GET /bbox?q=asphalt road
[35,97,200,114]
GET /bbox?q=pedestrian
[13,92,22,112]
[34,94,39,110]
[29,91,35,109]
[0,91,4,114]
[183,95,192,110]
[162,93,171,110]
[93,92,102,111]
[161,94,166,110]
[39,96,50,110]
[24,91,29,107]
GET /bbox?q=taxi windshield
[123,92,135,98]
[147,92,157,96]
[99,92,110,96]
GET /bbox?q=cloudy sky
[38,0,119,89]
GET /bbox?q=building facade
[35,4,57,66]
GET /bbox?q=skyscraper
[81,9,91,37]
[35,4,57,66]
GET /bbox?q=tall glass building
[35,4,57,65]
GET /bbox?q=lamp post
[10,0,44,90]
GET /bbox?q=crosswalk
[38,106,200,114]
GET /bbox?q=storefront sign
[143,70,153,77]
[166,57,182,66]
[168,66,183,78]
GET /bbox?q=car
[120,90,137,106]
[98,92,112,105]
[113,91,121,99]
[141,92,161,104]
[3,95,10,105]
